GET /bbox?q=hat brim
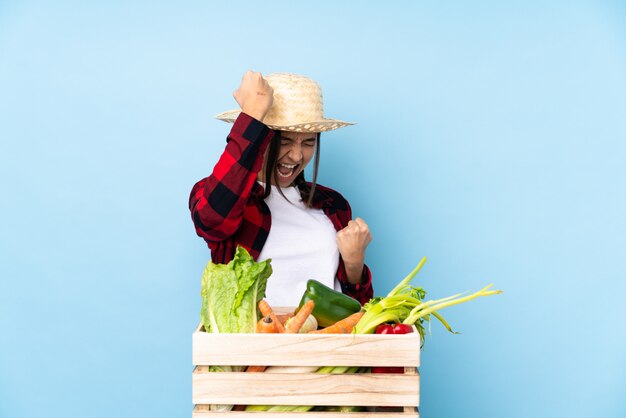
[215,110,355,133]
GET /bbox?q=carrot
[256,315,278,333]
[258,299,285,333]
[308,311,364,334]
[284,300,315,333]
[245,365,267,372]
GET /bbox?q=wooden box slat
[192,307,421,416]
[192,370,420,406]
[192,406,419,418]
[193,327,420,367]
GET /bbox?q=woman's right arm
[189,113,274,242]
[189,71,274,243]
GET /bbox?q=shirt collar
[296,182,333,210]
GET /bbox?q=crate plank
[193,329,420,367]
[193,408,418,418]
[192,409,419,418]
[192,371,420,407]
[193,309,421,416]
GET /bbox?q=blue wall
[1,1,625,417]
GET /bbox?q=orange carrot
[256,315,278,333]
[258,299,285,333]
[284,300,315,333]
[245,365,267,372]
[308,311,364,334]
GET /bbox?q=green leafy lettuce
[200,246,272,334]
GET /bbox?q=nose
[288,143,303,162]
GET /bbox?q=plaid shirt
[189,113,373,304]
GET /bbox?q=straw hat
[215,73,354,133]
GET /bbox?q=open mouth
[276,163,299,179]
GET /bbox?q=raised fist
[233,70,274,122]
[336,217,373,267]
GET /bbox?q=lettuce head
[200,247,272,333]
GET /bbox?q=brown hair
[261,131,321,208]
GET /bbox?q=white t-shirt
[257,183,341,307]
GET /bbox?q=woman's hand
[336,217,373,284]
[233,70,274,123]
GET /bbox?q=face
[259,131,318,187]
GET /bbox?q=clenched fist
[233,70,274,123]
[336,217,373,283]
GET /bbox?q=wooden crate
[192,308,420,417]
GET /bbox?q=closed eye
[280,138,317,147]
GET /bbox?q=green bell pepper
[296,279,362,328]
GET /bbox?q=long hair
[261,131,321,208]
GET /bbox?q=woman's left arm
[321,186,373,303]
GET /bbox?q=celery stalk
[387,257,427,297]
[266,405,314,412]
[404,285,502,325]
[431,311,458,334]
[353,257,503,344]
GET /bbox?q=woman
[189,71,373,306]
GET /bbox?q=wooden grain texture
[192,327,420,367]
[192,306,421,416]
[192,370,420,407]
[192,409,419,418]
